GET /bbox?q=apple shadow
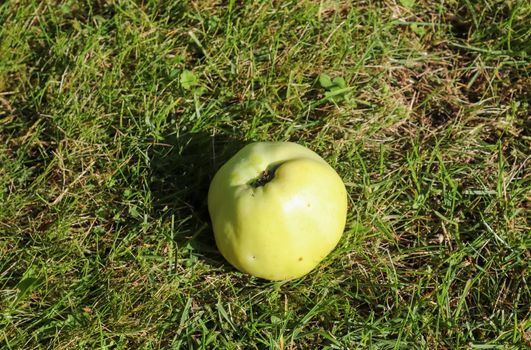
[149,131,247,270]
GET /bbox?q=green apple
[208,142,348,281]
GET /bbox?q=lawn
[0,0,529,349]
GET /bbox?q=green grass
[1,0,529,348]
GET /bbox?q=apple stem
[252,169,275,187]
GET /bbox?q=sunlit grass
[1,1,529,348]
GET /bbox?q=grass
[0,0,529,348]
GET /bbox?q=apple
[207,141,348,280]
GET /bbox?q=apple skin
[207,142,348,281]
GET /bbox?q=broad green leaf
[399,0,415,8]
[332,76,347,89]
[318,73,333,88]
[180,69,198,90]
